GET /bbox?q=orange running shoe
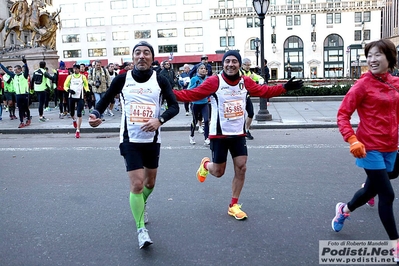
[228,204,248,220]
[196,157,210,182]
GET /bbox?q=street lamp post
[356,54,360,78]
[253,0,272,121]
[254,37,260,67]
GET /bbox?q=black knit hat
[222,50,242,66]
[133,41,155,61]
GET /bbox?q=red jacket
[337,71,399,152]
[174,73,286,102]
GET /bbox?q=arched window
[323,34,344,78]
[283,36,304,79]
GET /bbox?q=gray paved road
[0,129,397,266]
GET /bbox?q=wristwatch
[158,117,165,125]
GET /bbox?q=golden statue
[0,0,61,49]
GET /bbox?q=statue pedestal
[0,47,59,74]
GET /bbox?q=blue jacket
[178,72,191,89]
[188,74,208,104]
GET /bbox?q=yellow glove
[348,135,366,158]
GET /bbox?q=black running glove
[283,77,304,91]
[68,89,76,95]
[22,56,27,64]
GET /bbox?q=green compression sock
[143,186,154,203]
[129,192,145,230]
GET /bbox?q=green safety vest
[13,74,29,95]
[3,73,15,93]
[33,68,48,92]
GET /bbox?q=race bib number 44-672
[129,103,155,124]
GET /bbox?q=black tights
[348,169,398,240]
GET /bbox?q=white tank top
[120,70,162,143]
[69,74,84,99]
[209,74,247,136]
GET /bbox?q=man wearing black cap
[89,41,179,249]
[189,54,213,78]
[174,50,303,221]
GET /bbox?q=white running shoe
[204,138,210,145]
[189,136,196,145]
[198,127,204,134]
[137,228,153,249]
[108,110,115,117]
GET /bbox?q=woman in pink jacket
[332,39,399,260]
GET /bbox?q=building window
[250,39,257,50]
[286,15,293,26]
[354,12,362,23]
[185,43,204,52]
[158,29,177,38]
[270,16,276,27]
[88,48,107,57]
[61,19,79,28]
[87,33,106,42]
[112,31,129,40]
[218,0,233,8]
[183,0,201,3]
[354,30,361,41]
[113,47,130,55]
[158,45,177,53]
[156,0,176,5]
[63,50,81,58]
[59,3,77,13]
[363,30,370,40]
[85,2,103,11]
[133,0,149,7]
[326,13,333,24]
[283,36,304,79]
[219,19,234,29]
[86,17,105,27]
[133,14,150,23]
[323,34,344,78]
[62,34,80,43]
[311,14,316,25]
[157,13,177,22]
[247,17,253,28]
[294,15,301,26]
[334,13,341,23]
[311,32,316,42]
[220,36,235,47]
[184,27,203,37]
[110,0,127,9]
[184,11,202,21]
[363,11,371,22]
[134,30,151,39]
[111,16,128,25]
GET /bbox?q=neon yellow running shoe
[196,157,210,183]
[228,204,248,220]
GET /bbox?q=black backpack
[34,69,44,85]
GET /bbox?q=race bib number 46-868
[129,103,155,123]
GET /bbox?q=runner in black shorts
[89,41,179,249]
[174,50,303,220]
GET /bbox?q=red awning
[63,59,109,68]
[154,54,224,64]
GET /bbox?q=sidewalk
[0,97,359,134]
